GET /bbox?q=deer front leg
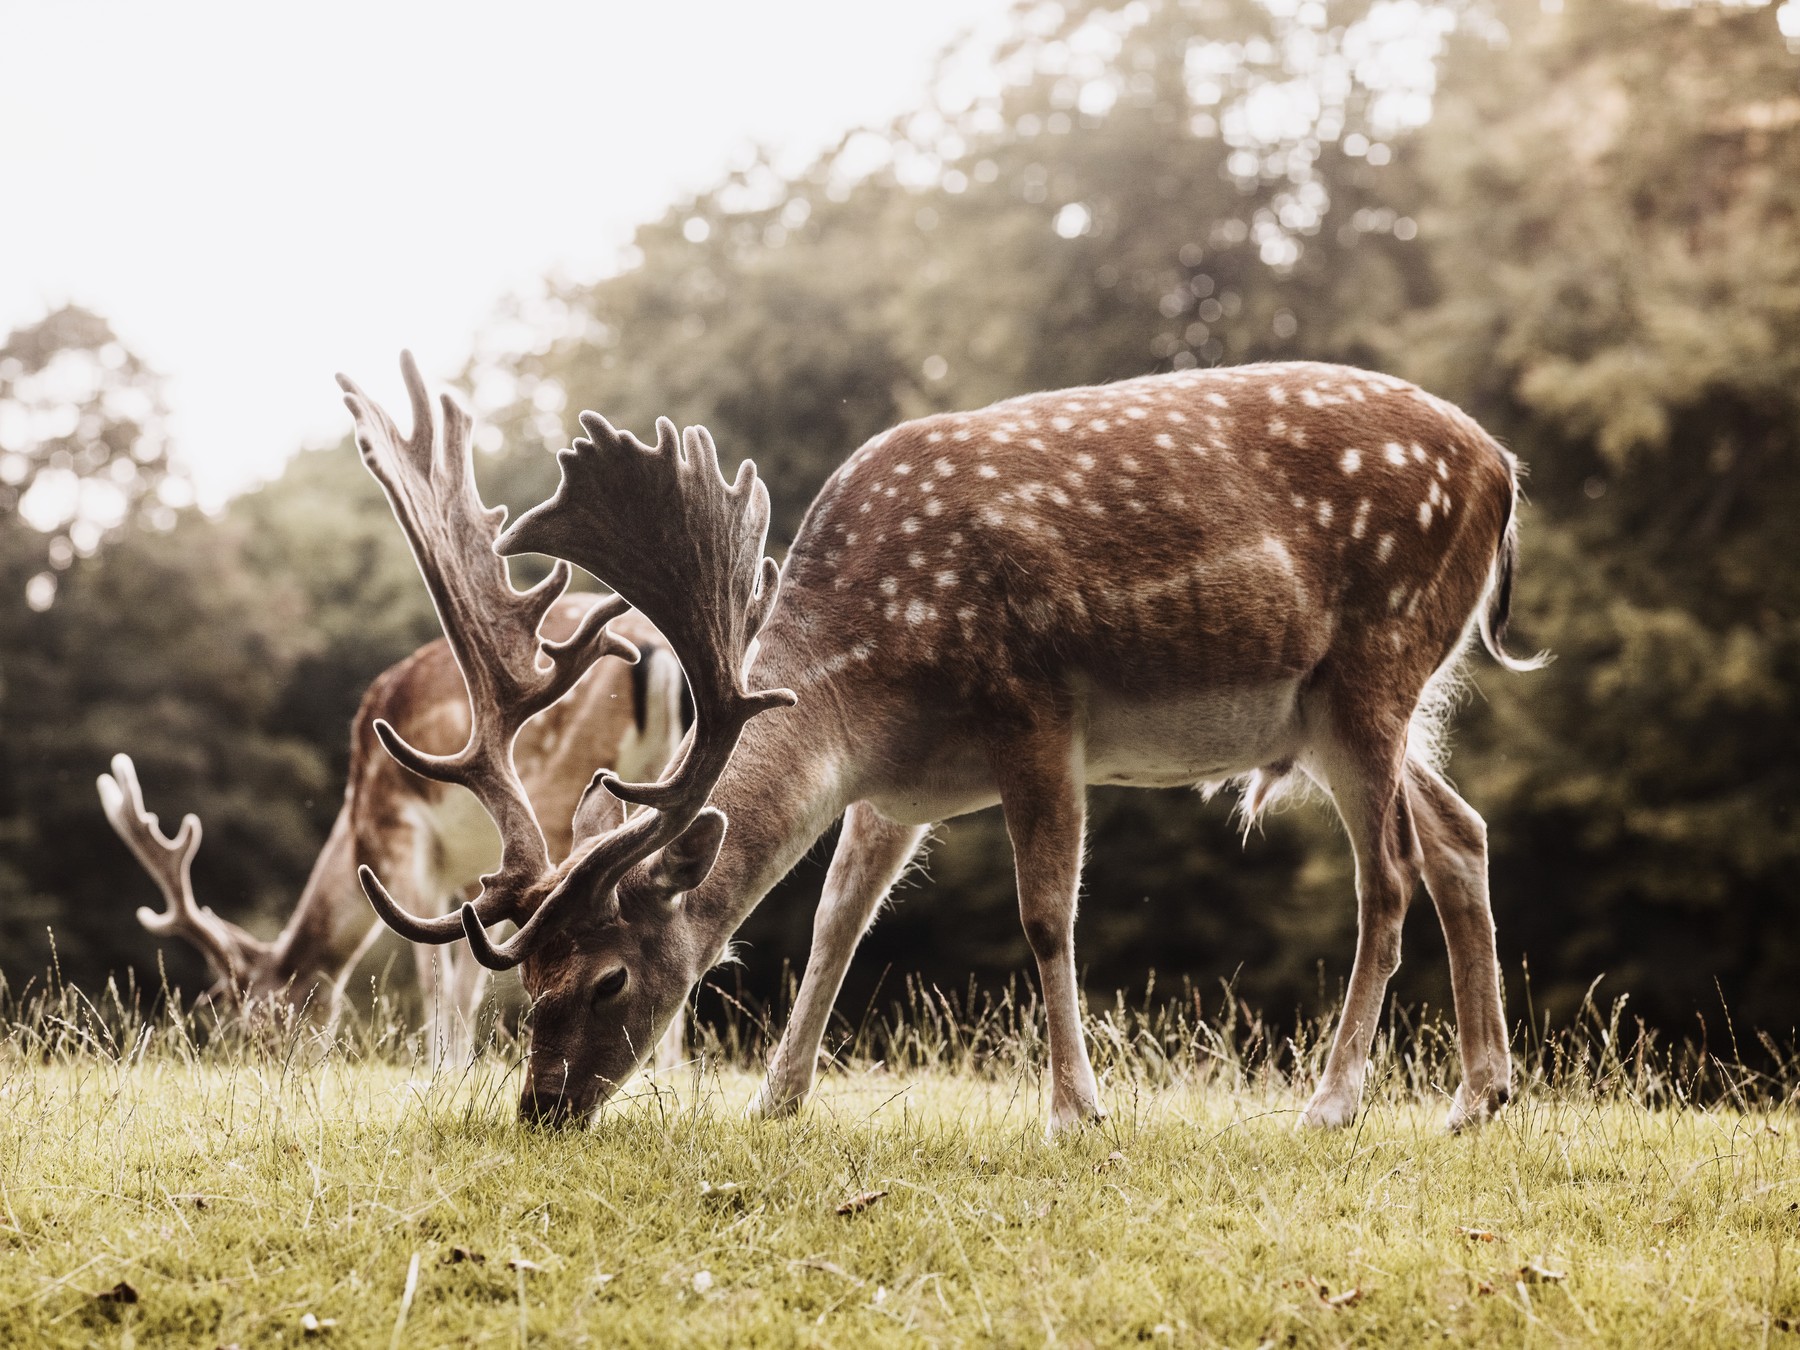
[1302,732,1417,1129]
[750,803,929,1118]
[1406,758,1512,1131]
[998,727,1103,1137]
[443,939,492,1066]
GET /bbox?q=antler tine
[460,416,795,970]
[337,355,638,935]
[97,754,243,981]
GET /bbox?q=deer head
[342,354,793,1122]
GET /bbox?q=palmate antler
[447,415,796,969]
[97,753,254,984]
[337,354,637,941]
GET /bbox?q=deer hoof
[746,1084,806,1121]
[1445,1080,1512,1133]
[1045,1098,1106,1139]
[1298,1086,1359,1130]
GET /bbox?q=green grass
[1,982,1797,1346]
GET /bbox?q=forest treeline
[2,0,1795,1039]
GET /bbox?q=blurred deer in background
[345,354,1541,1131]
[99,559,690,1067]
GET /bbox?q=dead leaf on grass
[1518,1261,1566,1284]
[1306,1276,1363,1309]
[837,1189,889,1215]
[1475,1281,1497,1297]
[94,1280,139,1304]
[1094,1150,1126,1175]
[442,1246,486,1265]
[1457,1226,1500,1242]
[300,1312,336,1335]
[506,1258,544,1273]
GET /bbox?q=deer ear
[647,809,726,899]
[571,771,626,846]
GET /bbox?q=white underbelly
[1082,679,1304,788]
[411,788,503,892]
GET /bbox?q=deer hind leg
[750,802,930,1119]
[1406,758,1512,1130]
[998,722,1103,1137]
[1302,723,1418,1129]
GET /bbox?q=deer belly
[1082,679,1304,788]
[414,788,504,892]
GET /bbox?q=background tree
[1397,0,1800,1029]
[0,305,183,611]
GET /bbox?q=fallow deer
[344,354,1540,1132]
[98,585,690,1066]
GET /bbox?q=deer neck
[680,622,855,953]
[268,804,372,980]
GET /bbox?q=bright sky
[1,1,1009,508]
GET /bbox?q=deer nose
[518,1086,585,1128]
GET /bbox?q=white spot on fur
[1268,386,1288,405]
[894,462,912,475]
[905,599,929,625]
[1340,448,1362,474]
[1154,432,1175,450]
[980,505,1005,526]
[952,429,971,442]
[1291,493,1307,511]
[1075,452,1096,470]
[879,576,898,597]
[927,430,944,444]
[1125,406,1148,420]
[1388,585,1408,613]
[1384,442,1407,466]
[1412,443,1427,463]
[978,464,999,479]
[924,498,944,516]
[902,517,920,534]
[1377,533,1395,561]
[991,430,1012,444]
[1120,455,1141,472]
[1418,500,1433,529]
[1316,500,1334,528]
[1168,410,1188,423]
[1052,416,1074,431]
[935,458,955,477]
[1090,419,1110,432]
[1206,393,1228,408]
[1351,499,1371,539]
[1269,417,1287,436]
[935,570,957,588]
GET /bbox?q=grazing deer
[97,596,691,1067]
[343,354,1539,1132]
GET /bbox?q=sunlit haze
[1,1,1011,508]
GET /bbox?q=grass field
[2,981,1796,1347]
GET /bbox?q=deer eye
[592,968,629,1003]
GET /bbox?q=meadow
[1,979,1795,1348]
